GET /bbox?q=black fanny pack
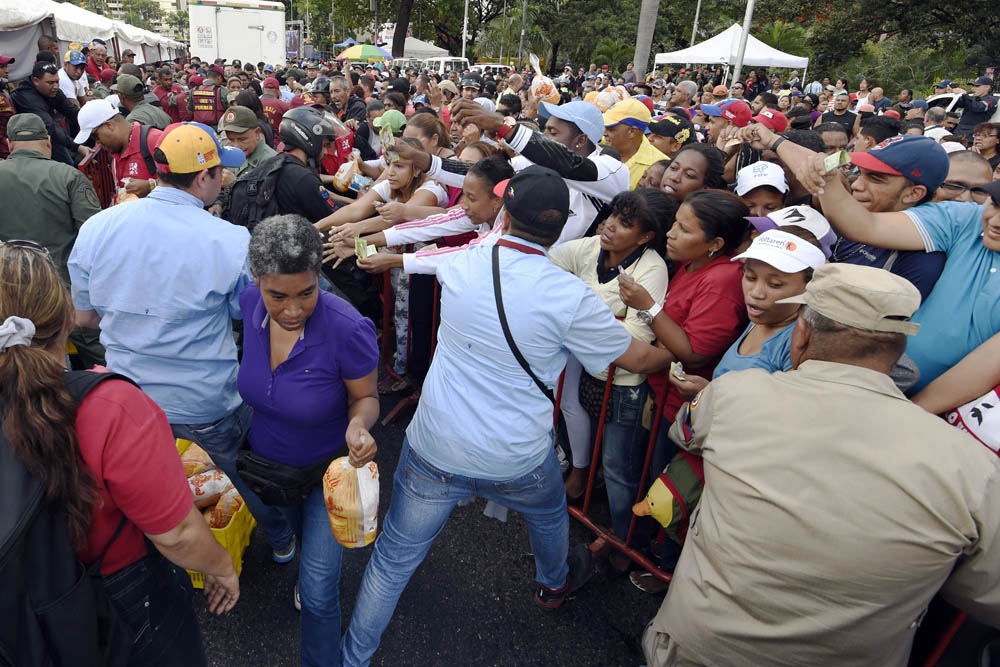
[236,446,332,507]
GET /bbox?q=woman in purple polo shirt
[238,214,380,667]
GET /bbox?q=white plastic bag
[323,457,379,548]
[528,53,560,104]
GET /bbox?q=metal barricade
[77,146,116,209]
[564,368,672,584]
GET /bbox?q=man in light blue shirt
[69,121,296,563]
[342,166,674,666]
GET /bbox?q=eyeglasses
[938,182,992,204]
[973,134,999,139]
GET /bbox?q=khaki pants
[642,622,707,667]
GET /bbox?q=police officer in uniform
[0,113,104,366]
[642,263,1000,667]
[112,74,172,130]
[188,64,227,126]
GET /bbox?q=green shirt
[0,149,101,281]
[126,100,172,130]
[234,136,278,178]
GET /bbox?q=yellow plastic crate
[177,439,257,589]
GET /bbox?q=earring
[708,249,716,257]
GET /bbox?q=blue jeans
[103,549,206,666]
[591,382,649,540]
[171,402,294,553]
[279,486,344,667]
[341,439,569,667]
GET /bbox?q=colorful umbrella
[336,44,393,62]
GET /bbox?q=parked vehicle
[424,56,470,76]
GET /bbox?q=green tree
[165,10,189,40]
[591,37,633,74]
[121,0,162,31]
[475,7,550,63]
[755,19,809,58]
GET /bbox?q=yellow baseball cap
[153,122,245,174]
[602,98,652,129]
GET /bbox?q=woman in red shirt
[619,190,750,473]
[0,242,239,665]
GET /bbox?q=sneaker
[534,544,593,612]
[272,536,296,564]
[293,582,301,612]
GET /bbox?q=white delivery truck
[189,0,286,66]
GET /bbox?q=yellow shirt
[624,135,669,190]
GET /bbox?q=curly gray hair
[248,214,324,276]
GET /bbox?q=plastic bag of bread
[323,457,379,548]
[528,53,560,105]
[180,443,215,477]
[188,470,232,509]
[209,487,244,529]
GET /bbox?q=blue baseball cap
[935,79,952,89]
[263,63,274,72]
[910,99,928,111]
[65,50,86,66]
[850,135,949,193]
[538,100,604,145]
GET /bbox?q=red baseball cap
[262,77,280,89]
[752,108,788,133]
[702,99,753,128]
[882,109,901,120]
[100,68,115,83]
[188,74,204,86]
[0,55,15,65]
[601,64,609,69]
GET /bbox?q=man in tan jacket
[644,263,1000,667]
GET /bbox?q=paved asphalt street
[194,394,663,667]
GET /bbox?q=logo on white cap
[735,161,789,196]
[733,229,826,273]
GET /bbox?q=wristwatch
[496,116,517,141]
[637,302,662,325]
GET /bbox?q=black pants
[322,258,383,327]
[102,549,207,666]
[407,274,437,384]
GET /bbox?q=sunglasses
[938,182,992,204]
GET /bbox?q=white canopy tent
[0,0,185,79]
[402,36,448,60]
[654,24,809,80]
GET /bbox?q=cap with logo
[651,79,666,89]
[264,64,275,72]
[732,229,826,274]
[735,161,788,197]
[372,109,407,133]
[777,263,921,335]
[111,73,144,97]
[603,98,653,130]
[460,72,484,91]
[935,80,952,88]
[64,50,86,66]
[700,99,752,127]
[849,135,949,193]
[752,108,788,133]
[219,106,259,133]
[412,93,427,106]
[493,165,570,238]
[539,100,604,145]
[188,74,204,86]
[262,77,280,89]
[648,114,693,144]
[154,122,245,173]
[73,99,120,143]
[970,76,994,88]
[6,113,49,142]
[745,205,837,259]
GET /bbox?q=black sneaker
[534,544,593,611]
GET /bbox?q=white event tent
[0,0,186,81]
[654,24,809,80]
[402,36,448,60]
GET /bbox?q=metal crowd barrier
[77,146,116,209]
[562,367,673,583]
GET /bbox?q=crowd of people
[1,31,1000,667]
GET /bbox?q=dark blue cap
[850,135,949,193]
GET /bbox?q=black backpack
[222,153,287,232]
[0,371,138,667]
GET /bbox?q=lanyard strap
[495,238,545,256]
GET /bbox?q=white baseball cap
[735,161,789,196]
[746,205,836,258]
[733,229,827,273]
[74,99,120,143]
